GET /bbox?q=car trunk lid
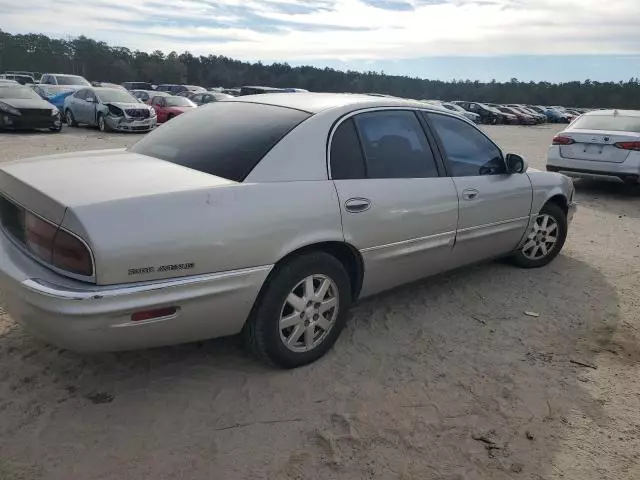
[558,129,638,163]
[0,149,235,226]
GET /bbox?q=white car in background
[547,109,640,185]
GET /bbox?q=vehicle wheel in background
[49,124,62,133]
[166,114,174,121]
[510,202,567,269]
[65,110,77,127]
[97,114,111,132]
[244,252,352,368]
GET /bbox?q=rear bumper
[547,147,640,182]
[0,232,271,352]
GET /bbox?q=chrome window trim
[326,106,478,180]
[360,230,455,253]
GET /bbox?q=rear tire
[511,202,567,268]
[244,252,352,368]
[65,110,77,127]
[49,124,62,132]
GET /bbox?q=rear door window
[129,102,310,181]
[353,110,439,179]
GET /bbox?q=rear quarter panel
[62,181,344,285]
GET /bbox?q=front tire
[49,124,62,132]
[511,202,567,268]
[65,110,77,127]
[244,252,352,368]
[97,114,111,132]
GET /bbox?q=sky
[2,0,640,82]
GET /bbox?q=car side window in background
[330,118,366,180]
[353,110,439,179]
[74,89,87,100]
[428,113,506,176]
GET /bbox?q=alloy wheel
[98,116,105,131]
[279,274,339,353]
[521,214,559,260]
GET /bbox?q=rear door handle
[345,197,371,213]
[462,188,479,201]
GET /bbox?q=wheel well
[546,194,568,215]
[277,242,364,300]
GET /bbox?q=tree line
[2,29,640,108]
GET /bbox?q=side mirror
[506,153,528,174]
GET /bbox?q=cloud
[1,0,639,62]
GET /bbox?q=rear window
[128,102,311,181]
[570,114,640,133]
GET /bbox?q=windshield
[166,97,195,107]
[57,75,90,86]
[569,115,640,133]
[96,89,137,103]
[0,86,41,100]
[129,102,310,181]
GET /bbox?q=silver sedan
[547,109,640,185]
[0,93,576,368]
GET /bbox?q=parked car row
[446,101,585,125]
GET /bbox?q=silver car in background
[0,93,575,368]
[63,87,157,132]
[547,109,640,185]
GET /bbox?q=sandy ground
[0,124,639,480]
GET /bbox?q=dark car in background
[156,84,205,95]
[491,105,537,125]
[190,92,233,106]
[239,86,289,96]
[122,81,154,91]
[452,101,515,124]
[508,104,546,123]
[0,84,62,132]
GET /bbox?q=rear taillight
[52,230,93,276]
[614,141,640,151]
[25,212,57,262]
[552,136,575,145]
[21,211,92,277]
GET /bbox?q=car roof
[582,109,640,117]
[226,92,446,114]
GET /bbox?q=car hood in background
[1,97,54,110]
[106,101,150,110]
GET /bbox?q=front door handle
[345,197,371,213]
[462,188,479,201]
